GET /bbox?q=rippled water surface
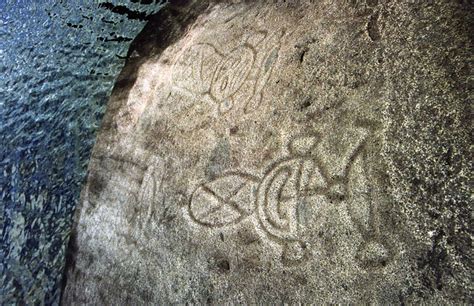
[1,0,164,303]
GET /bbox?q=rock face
[62,1,472,304]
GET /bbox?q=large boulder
[62,0,472,304]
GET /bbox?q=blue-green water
[0,1,164,303]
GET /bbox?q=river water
[0,0,164,303]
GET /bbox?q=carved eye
[189,173,259,227]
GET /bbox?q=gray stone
[62,0,472,304]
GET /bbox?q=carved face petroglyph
[172,29,284,114]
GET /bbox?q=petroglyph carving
[173,43,221,95]
[187,121,394,267]
[129,156,166,227]
[210,44,255,113]
[243,30,283,113]
[347,146,393,269]
[172,29,284,114]
[189,172,259,227]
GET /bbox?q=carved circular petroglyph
[186,130,395,267]
[189,172,259,227]
[256,157,328,243]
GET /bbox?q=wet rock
[62,0,472,304]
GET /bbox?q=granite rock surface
[62,0,472,304]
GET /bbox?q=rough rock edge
[59,1,217,302]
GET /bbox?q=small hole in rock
[217,259,230,271]
[299,98,312,110]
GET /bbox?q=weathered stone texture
[62,0,472,304]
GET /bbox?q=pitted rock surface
[62,1,472,304]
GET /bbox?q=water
[0,0,165,303]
